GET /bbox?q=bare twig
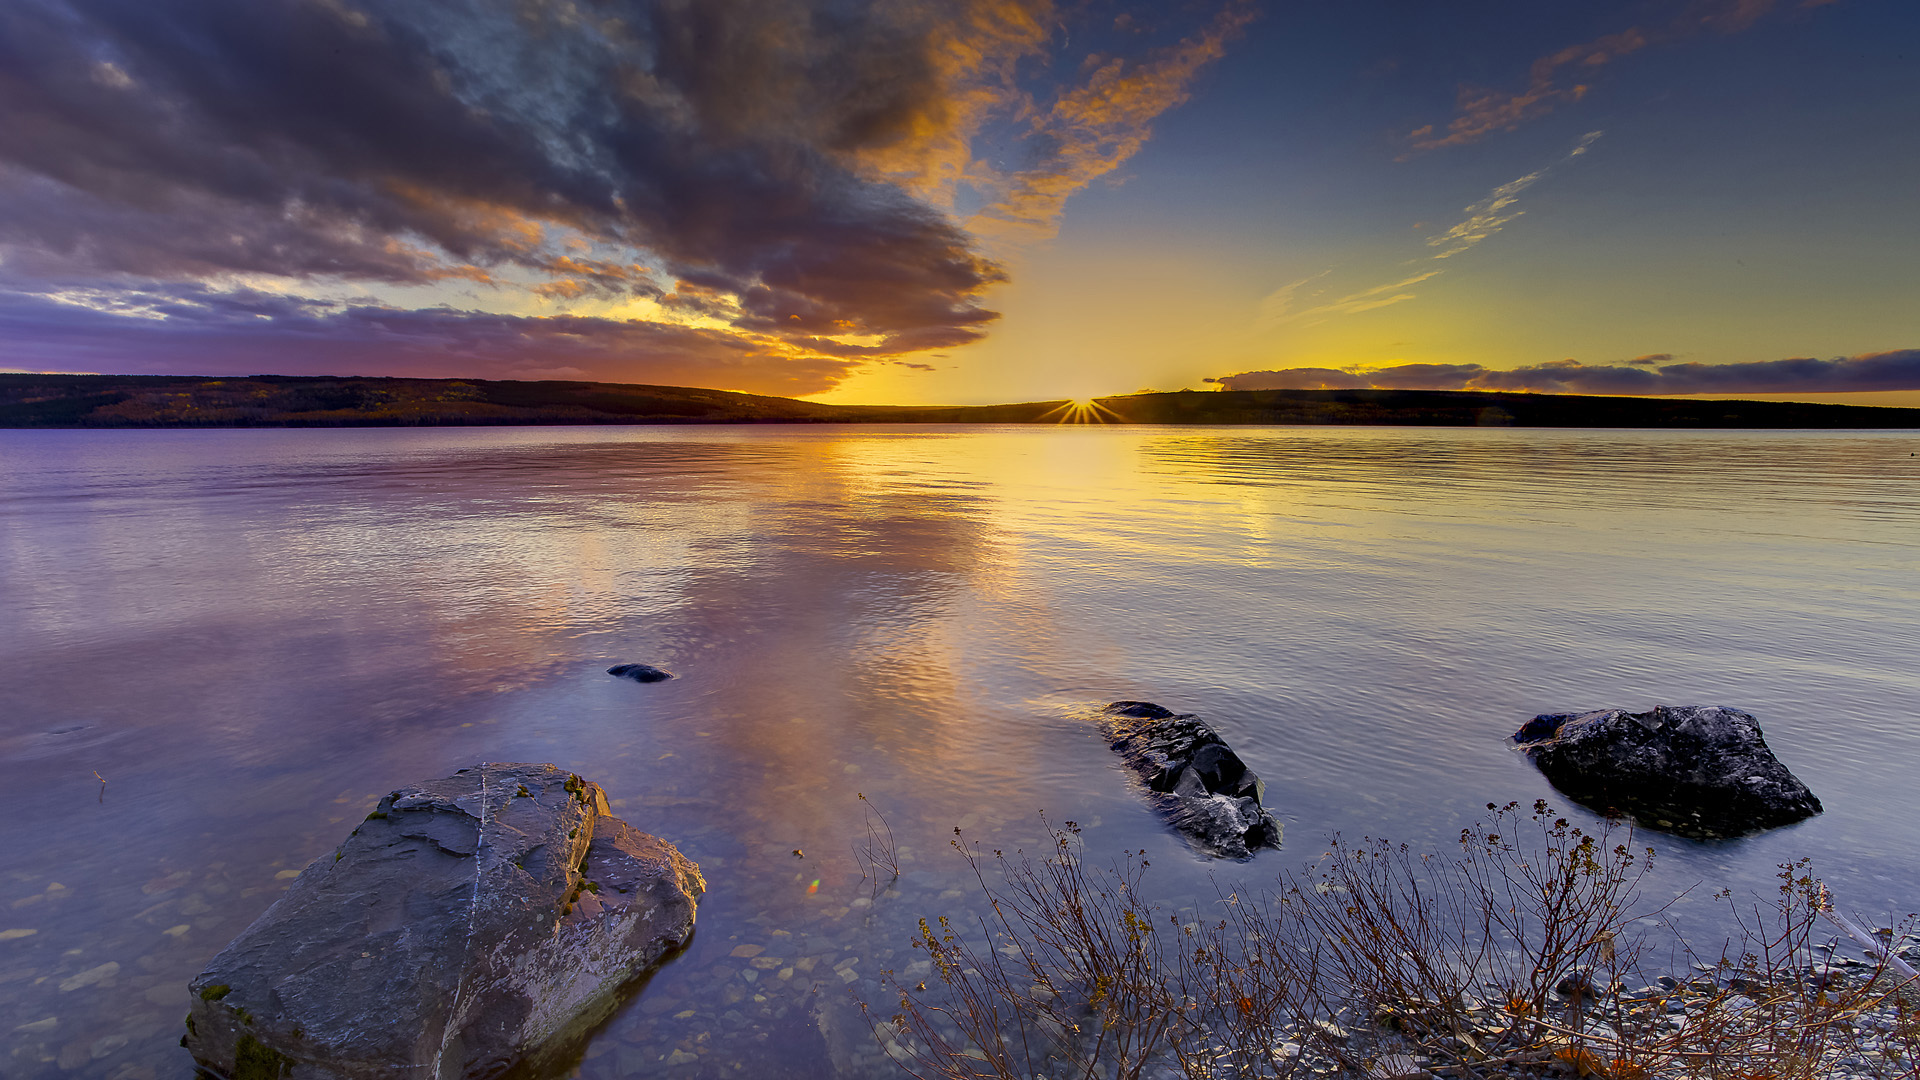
[853,792,901,902]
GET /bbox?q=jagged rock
[183,762,702,1080]
[1100,701,1282,859]
[1512,705,1821,838]
[607,663,673,682]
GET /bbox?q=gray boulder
[1512,705,1822,838]
[1101,701,1282,859]
[607,663,673,682]
[184,762,702,1079]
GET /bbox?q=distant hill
[0,374,1066,427]
[3,374,1917,428]
[1097,388,1920,428]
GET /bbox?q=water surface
[3,425,1917,1078]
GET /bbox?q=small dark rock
[1100,701,1282,859]
[607,663,673,683]
[1512,705,1821,838]
[1554,970,1595,999]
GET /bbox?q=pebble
[57,961,120,992]
[143,985,183,1007]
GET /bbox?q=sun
[1038,398,1125,424]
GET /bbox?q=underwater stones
[607,663,673,683]
[1512,705,1822,838]
[1100,701,1282,859]
[183,762,702,1080]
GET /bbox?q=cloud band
[1208,351,1920,396]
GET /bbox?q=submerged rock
[183,762,702,1080]
[1512,705,1821,838]
[607,663,673,682]
[1100,701,1282,859]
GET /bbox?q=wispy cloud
[1210,349,1920,395]
[1427,131,1601,258]
[1402,0,1818,155]
[1255,132,1598,328]
[1274,270,1446,326]
[967,2,1256,244]
[1254,269,1330,326]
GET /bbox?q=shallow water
[2,424,1917,1078]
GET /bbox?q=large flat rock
[183,763,702,1079]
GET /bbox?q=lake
[2,424,1917,1079]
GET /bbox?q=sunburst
[1038,398,1125,424]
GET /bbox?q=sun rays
[1038,398,1126,424]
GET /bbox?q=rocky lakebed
[143,692,1890,1079]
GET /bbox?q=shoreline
[7,374,1920,429]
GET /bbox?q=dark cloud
[1204,367,1368,390]
[0,285,856,396]
[1357,363,1498,391]
[1210,350,1920,395]
[0,0,1244,391]
[0,0,999,343]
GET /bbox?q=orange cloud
[535,256,659,300]
[849,1,1055,207]
[533,279,588,300]
[970,2,1257,242]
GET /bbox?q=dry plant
[855,791,902,901]
[863,804,1920,1080]
[1166,884,1335,1078]
[1566,865,1920,1080]
[864,822,1184,1080]
[1275,800,1660,1075]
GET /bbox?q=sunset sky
[2,0,1916,405]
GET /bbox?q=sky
[1,0,1916,405]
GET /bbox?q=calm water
[2,425,1918,1079]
